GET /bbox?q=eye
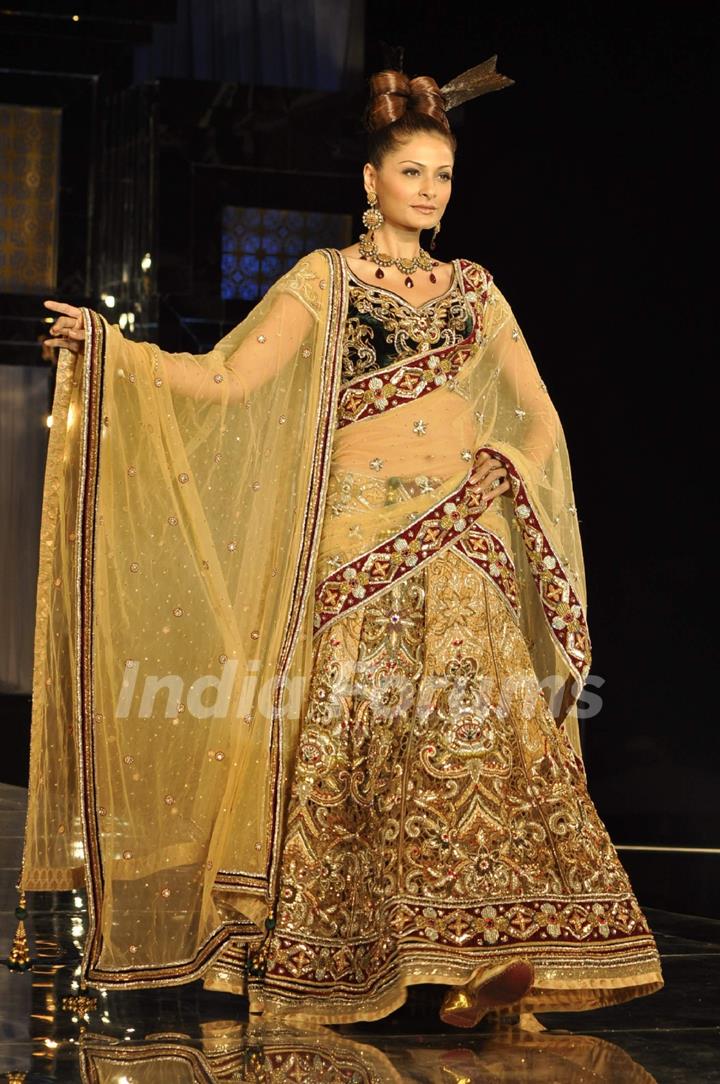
[402,168,453,181]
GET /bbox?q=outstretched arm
[44,292,316,405]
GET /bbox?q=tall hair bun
[364,70,450,134]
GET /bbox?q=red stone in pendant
[429,271,437,283]
[404,275,414,288]
[375,267,384,278]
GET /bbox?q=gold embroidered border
[261,892,659,1004]
[453,523,520,621]
[265,246,347,900]
[336,259,493,427]
[313,443,590,686]
[214,869,268,893]
[493,449,591,681]
[313,468,490,638]
[75,308,106,986]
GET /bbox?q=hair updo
[362,70,458,170]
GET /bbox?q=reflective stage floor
[1,783,718,1082]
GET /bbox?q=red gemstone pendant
[429,271,437,283]
[375,267,384,279]
[404,275,414,288]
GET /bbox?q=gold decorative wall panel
[0,104,61,293]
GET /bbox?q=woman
[20,60,664,1028]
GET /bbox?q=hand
[469,451,511,503]
[43,300,85,355]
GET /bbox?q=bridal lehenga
[18,248,663,1026]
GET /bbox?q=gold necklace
[358,230,439,288]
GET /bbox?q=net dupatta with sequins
[19,247,347,989]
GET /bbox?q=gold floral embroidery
[260,548,662,1018]
[337,341,477,428]
[455,522,520,621]
[313,470,489,637]
[341,263,472,383]
[497,450,591,680]
[336,260,494,428]
[274,251,325,316]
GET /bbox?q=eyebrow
[399,160,454,168]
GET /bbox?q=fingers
[45,338,81,353]
[45,320,84,351]
[471,466,505,487]
[49,325,83,337]
[469,456,503,486]
[486,478,511,498]
[469,452,511,500]
[44,299,81,317]
[46,327,84,342]
[476,476,511,500]
[44,300,83,342]
[44,299,85,350]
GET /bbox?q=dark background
[0,1,714,914]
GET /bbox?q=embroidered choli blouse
[325,257,487,522]
[340,258,475,384]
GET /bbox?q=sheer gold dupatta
[20,248,347,988]
[314,260,590,759]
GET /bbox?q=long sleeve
[102,289,316,405]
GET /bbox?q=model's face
[364,134,454,231]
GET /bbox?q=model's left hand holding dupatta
[22,247,590,992]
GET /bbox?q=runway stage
[1,782,718,1083]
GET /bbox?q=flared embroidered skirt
[252,544,664,1023]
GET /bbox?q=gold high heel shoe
[439,957,535,1028]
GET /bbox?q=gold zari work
[257,549,661,1021]
[20,248,663,1021]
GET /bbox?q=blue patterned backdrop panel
[221,206,352,300]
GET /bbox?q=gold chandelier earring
[358,188,438,286]
[362,190,384,231]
